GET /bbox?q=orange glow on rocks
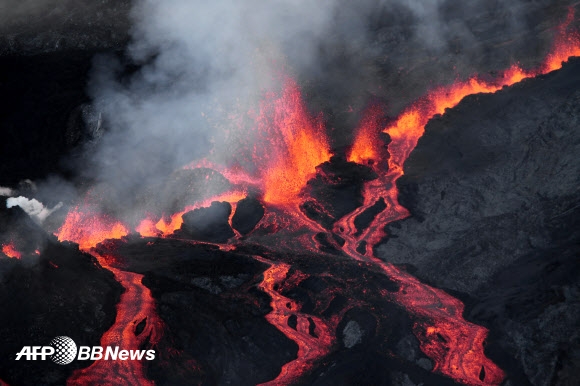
[48,9,580,385]
[1,243,21,259]
[56,204,162,385]
[56,207,129,251]
[256,80,332,205]
[136,189,247,237]
[385,7,580,175]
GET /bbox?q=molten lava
[255,80,332,205]
[347,103,386,166]
[1,243,21,259]
[56,208,161,386]
[336,7,580,385]
[256,259,334,385]
[68,264,163,386]
[384,7,579,176]
[56,207,129,251]
[136,189,247,238]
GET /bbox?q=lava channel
[256,258,335,385]
[56,209,163,386]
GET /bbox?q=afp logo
[15,336,77,365]
[15,336,155,364]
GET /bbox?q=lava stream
[56,211,162,386]
[256,258,334,385]
[68,263,162,386]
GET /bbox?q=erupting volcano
[2,2,580,386]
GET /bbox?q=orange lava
[347,103,385,165]
[256,80,332,205]
[136,189,247,237]
[382,263,505,385]
[384,7,580,176]
[56,207,129,251]
[55,206,162,385]
[256,259,334,385]
[1,243,21,259]
[68,263,163,386]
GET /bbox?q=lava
[56,207,129,250]
[56,209,161,386]
[347,103,386,166]
[255,80,332,205]
[1,243,21,259]
[49,8,580,385]
[68,263,163,386]
[256,259,334,385]
[384,7,579,177]
[136,189,247,237]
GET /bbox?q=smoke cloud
[6,197,63,224]
[56,0,568,221]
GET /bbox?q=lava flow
[256,259,335,386]
[337,7,580,386]
[56,209,162,386]
[67,265,162,386]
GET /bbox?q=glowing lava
[51,8,580,385]
[56,207,129,251]
[68,263,163,386]
[256,259,334,385]
[136,189,247,237]
[255,80,332,205]
[1,243,21,259]
[56,209,161,386]
[347,103,386,165]
[384,7,580,176]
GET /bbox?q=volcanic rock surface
[178,201,235,243]
[377,57,580,385]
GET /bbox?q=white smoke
[6,196,63,224]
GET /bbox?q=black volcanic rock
[301,155,377,229]
[377,58,580,385]
[0,0,130,55]
[177,201,235,243]
[231,197,265,235]
[0,207,122,386]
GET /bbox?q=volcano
[1,1,580,386]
